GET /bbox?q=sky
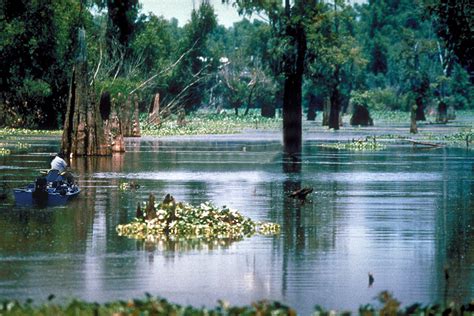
[140,0,367,28]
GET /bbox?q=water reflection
[0,136,472,314]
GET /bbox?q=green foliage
[0,294,471,315]
[1,0,85,128]
[355,0,473,113]
[351,88,404,111]
[426,0,473,81]
[94,77,138,99]
[0,296,299,316]
[371,110,411,123]
[0,128,61,138]
[129,14,178,78]
[307,1,367,120]
[141,110,281,136]
[0,148,11,156]
[2,0,473,132]
[166,2,218,111]
[116,194,280,242]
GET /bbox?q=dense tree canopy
[0,0,472,129]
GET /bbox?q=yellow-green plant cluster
[116,194,280,242]
[0,128,61,137]
[0,147,11,155]
[15,142,31,150]
[322,137,386,151]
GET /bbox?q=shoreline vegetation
[0,110,472,153]
[1,292,473,316]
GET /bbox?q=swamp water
[0,134,472,315]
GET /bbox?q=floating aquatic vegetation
[118,180,140,191]
[0,295,297,316]
[0,147,11,155]
[424,128,474,146]
[116,194,280,242]
[0,128,61,137]
[141,109,281,136]
[15,142,31,150]
[322,137,386,151]
[0,293,472,315]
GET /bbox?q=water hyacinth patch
[118,180,140,191]
[321,137,386,151]
[116,194,280,242]
[15,142,31,150]
[0,147,11,155]
[0,294,472,315]
[0,128,61,137]
[141,110,281,136]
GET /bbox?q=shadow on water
[282,152,303,297]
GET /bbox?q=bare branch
[90,43,103,86]
[129,39,200,95]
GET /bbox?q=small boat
[13,170,80,207]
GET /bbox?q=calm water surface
[0,135,472,315]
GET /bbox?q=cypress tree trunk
[328,67,341,130]
[415,96,426,121]
[282,22,306,154]
[328,86,340,130]
[322,98,330,126]
[132,94,141,136]
[410,104,418,134]
[61,28,112,156]
[436,101,447,123]
[283,73,303,154]
[149,93,160,124]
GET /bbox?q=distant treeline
[1,0,472,129]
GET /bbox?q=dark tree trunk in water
[283,22,306,155]
[61,28,113,156]
[283,73,303,154]
[306,94,317,121]
[350,105,374,126]
[410,104,418,134]
[436,101,447,123]
[322,98,330,126]
[261,103,276,118]
[328,67,341,130]
[415,96,426,121]
[329,87,341,129]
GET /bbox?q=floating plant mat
[321,137,386,151]
[116,194,280,243]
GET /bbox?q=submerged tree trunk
[118,93,141,137]
[61,28,111,156]
[436,100,447,123]
[328,66,341,130]
[415,96,426,121]
[410,104,418,134]
[131,94,141,136]
[283,72,303,154]
[322,98,330,126]
[328,86,340,130]
[148,93,160,125]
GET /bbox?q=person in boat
[50,152,74,184]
